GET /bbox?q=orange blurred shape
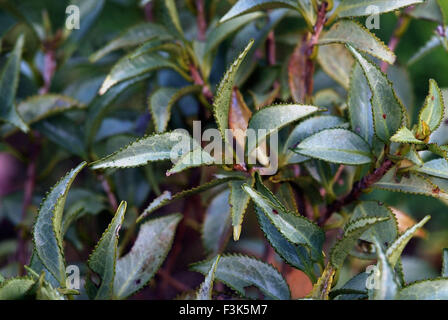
[390,207,427,239]
[285,269,313,299]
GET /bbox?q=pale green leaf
[166,146,215,176]
[386,216,431,267]
[348,63,374,145]
[113,213,182,299]
[335,0,424,18]
[87,201,127,300]
[371,240,399,300]
[243,183,324,262]
[89,22,172,62]
[408,34,445,65]
[330,216,389,269]
[397,279,448,300]
[0,277,35,300]
[409,0,444,23]
[149,86,201,133]
[220,0,299,23]
[283,115,347,165]
[163,0,183,37]
[347,45,405,142]
[202,190,232,255]
[196,256,221,300]
[229,177,253,241]
[294,128,372,165]
[317,44,354,89]
[318,20,395,64]
[191,254,290,300]
[213,40,254,140]
[33,162,86,286]
[0,34,28,133]
[414,159,448,179]
[390,127,424,144]
[418,79,445,133]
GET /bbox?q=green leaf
[196,256,220,300]
[374,170,448,200]
[89,22,172,62]
[414,159,448,179]
[87,201,127,300]
[283,115,347,165]
[220,0,299,23]
[202,190,232,255]
[390,127,424,144]
[99,52,187,95]
[229,177,253,241]
[330,216,389,269]
[0,277,35,300]
[408,34,445,65]
[247,104,320,155]
[349,201,398,258]
[296,0,317,26]
[33,162,87,286]
[335,0,424,18]
[294,128,372,165]
[317,44,354,89]
[243,183,324,262]
[191,254,290,300]
[371,240,399,300]
[318,20,395,64]
[90,131,196,170]
[443,249,448,277]
[0,34,28,133]
[330,272,369,300]
[113,213,182,299]
[347,45,405,143]
[386,215,431,267]
[166,146,215,176]
[409,0,444,23]
[149,86,202,133]
[85,74,149,147]
[206,13,264,54]
[163,0,183,37]
[418,79,445,133]
[348,63,374,145]
[397,279,448,299]
[137,175,245,222]
[213,40,254,140]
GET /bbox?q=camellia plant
[0,0,448,301]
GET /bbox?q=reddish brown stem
[157,269,191,292]
[319,159,394,226]
[144,1,154,22]
[196,0,207,41]
[189,63,213,103]
[99,175,119,212]
[266,31,276,66]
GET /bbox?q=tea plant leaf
[247,104,320,155]
[191,254,291,300]
[374,170,448,200]
[318,20,395,64]
[283,116,347,165]
[166,146,215,176]
[418,79,445,133]
[137,175,245,222]
[89,22,173,62]
[294,128,372,165]
[397,279,448,300]
[205,13,264,54]
[90,131,196,170]
[330,217,389,269]
[386,215,431,267]
[163,0,183,37]
[409,0,444,23]
[113,213,182,299]
[149,86,202,133]
[317,44,354,89]
[0,277,35,300]
[408,34,444,65]
[335,0,424,18]
[196,256,221,300]
[87,201,127,300]
[220,0,299,23]
[0,34,28,133]
[347,45,405,143]
[202,190,232,255]
[371,240,399,300]
[33,162,87,286]
[414,159,448,179]
[243,183,324,262]
[348,63,374,145]
[229,177,254,241]
[390,127,424,144]
[99,52,187,95]
[213,40,254,140]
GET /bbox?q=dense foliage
[0,0,448,300]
